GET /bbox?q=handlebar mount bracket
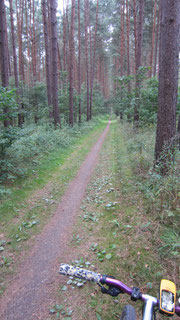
[131,287,141,301]
[101,285,123,297]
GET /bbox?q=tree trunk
[153,7,160,77]
[16,0,25,82]
[126,0,131,78]
[177,115,180,150]
[154,0,180,174]
[41,0,53,118]
[149,0,157,77]
[120,0,125,77]
[134,0,144,126]
[78,0,82,124]
[9,0,24,127]
[126,0,131,120]
[0,0,10,127]
[63,3,67,73]
[133,0,138,75]
[89,0,98,120]
[69,0,75,126]
[9,0,19,88]
[49,0,61,126]
[32,0,37,83]
[84,0,90,121]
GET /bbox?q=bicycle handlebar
[59,263,180,316]
[59,263,101,283]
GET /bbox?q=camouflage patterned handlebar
[59,263,101,283]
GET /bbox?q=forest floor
[0,121,179,320]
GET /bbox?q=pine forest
[0,0,180,318]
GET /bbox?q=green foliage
[140,77,158,124]
[0,117,104,194]
[159,230,180,257]
[122,123,179,258]
[0,87,18,123]
[112,73,159,125]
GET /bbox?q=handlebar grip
[59,263,101,283]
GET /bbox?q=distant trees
[154,0,180,174]
[0,0,179,136]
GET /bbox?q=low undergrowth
[0,116,106,197]
[52,122,179,320]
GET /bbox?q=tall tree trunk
[126,0,131,121]
[177,115,180,150]
[84,0,90,121]
[120,0,125,77]
[16,0,25,82]
[154,0,180,174]
[49,0,61,126]
[63,2,67,73]
[78,0,82,124]
[69,0,75,126]
[134,0,144,126]
[149,0,157,77]
[133,0,138,75]
[41,0,53,118]
[89,0,98,120]
[126,0,130,78]
[32,0,37,83]
[153,7,160,77]
[9,0,24,127]
[0,0,10,127]
[9,0,19,88]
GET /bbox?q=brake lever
[100,285,124,297]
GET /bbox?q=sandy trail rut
[0,122,110,320]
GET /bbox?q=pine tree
[155,0,180,174]
[0,0,10,127]
[49,0,61,126]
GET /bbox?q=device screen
[161,290,174,312]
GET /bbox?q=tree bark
[149,0,157,77]
[16,0,25,82]
[49,0,61,126]
[0,0,10,127]
[84,0,90,121]
[153,7,160,77]
[120,0,125,77]
[154,0,180,174]
[41,0,53,118]
[69,0,75,126]
[78,0,82,124]
[32,0,37,83]
[0,0,9,88]
[134,0,144,126]
[9,0,19,88]
[89,0,98,120]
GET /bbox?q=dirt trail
[0,122,110,320]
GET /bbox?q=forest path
[0,121,110,320]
